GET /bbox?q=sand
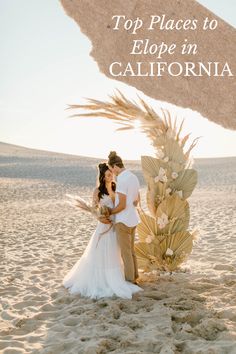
[0,142,236,354]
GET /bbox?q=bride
[63,162,142,299]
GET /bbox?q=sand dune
[0,142,236,353]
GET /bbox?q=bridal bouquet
[66,194,111,220]
[66,194,112,247]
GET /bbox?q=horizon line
[0,140,235,161]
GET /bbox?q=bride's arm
[109,192,126,215]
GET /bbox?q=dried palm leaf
[66,194,96,215]
[137,210,157,243]
[135,230,194,272]
[146,178,163,215]
[141,156,170,184]
[176,118,185,141]
[134,242,163,271]
[169,169,198,199]
[146,180,159,216]
[163,138,186,165]
[156,194,190,234]
[67,90,190,152]
[160,231,193,257]
[168,161,184,173]
[184,137,201,160]
[157,231,193,271]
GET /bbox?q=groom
[107,151,140,284]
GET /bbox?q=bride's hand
[98,216,111,224]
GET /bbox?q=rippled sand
[0,142,236,354]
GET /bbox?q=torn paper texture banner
[60,0,236,130]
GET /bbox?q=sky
[0,0,235,160]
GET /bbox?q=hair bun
[98,162,107,171]
[108,151,124,168]
[108,151,117,159]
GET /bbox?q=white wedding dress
[63,194,142,299]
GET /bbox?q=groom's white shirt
[115,169,140,227]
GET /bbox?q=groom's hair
[108,151,124,168]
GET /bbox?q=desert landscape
[0,141,236,354]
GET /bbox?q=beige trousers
[115,222,139,282]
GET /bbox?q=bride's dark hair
[97,163,116,200]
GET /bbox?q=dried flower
[146,234,155,244]
[165,248,174,256]
[156,149,165,159]
[166,128,175,139]
[66,194,110,219]
[98,205,111,217]
[176,190,183,198]
[157,213,169,229]
[154,167,168,183]
[171,171,178,179]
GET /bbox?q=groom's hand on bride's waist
[133,192,141,207]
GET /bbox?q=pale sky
[0,0,235,159]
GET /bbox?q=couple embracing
[63,151,143,299]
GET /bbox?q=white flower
[161,176,168,183]
[163,156,169,162]
[165,188,172,196]
[157,213,169,229]
[176,190,183,198]
[162,175,168,183]
[154,167,168,183]
[156,149,165,159]
[171,171,178,179]
[145,234,154,244]
[166,248,174,256]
